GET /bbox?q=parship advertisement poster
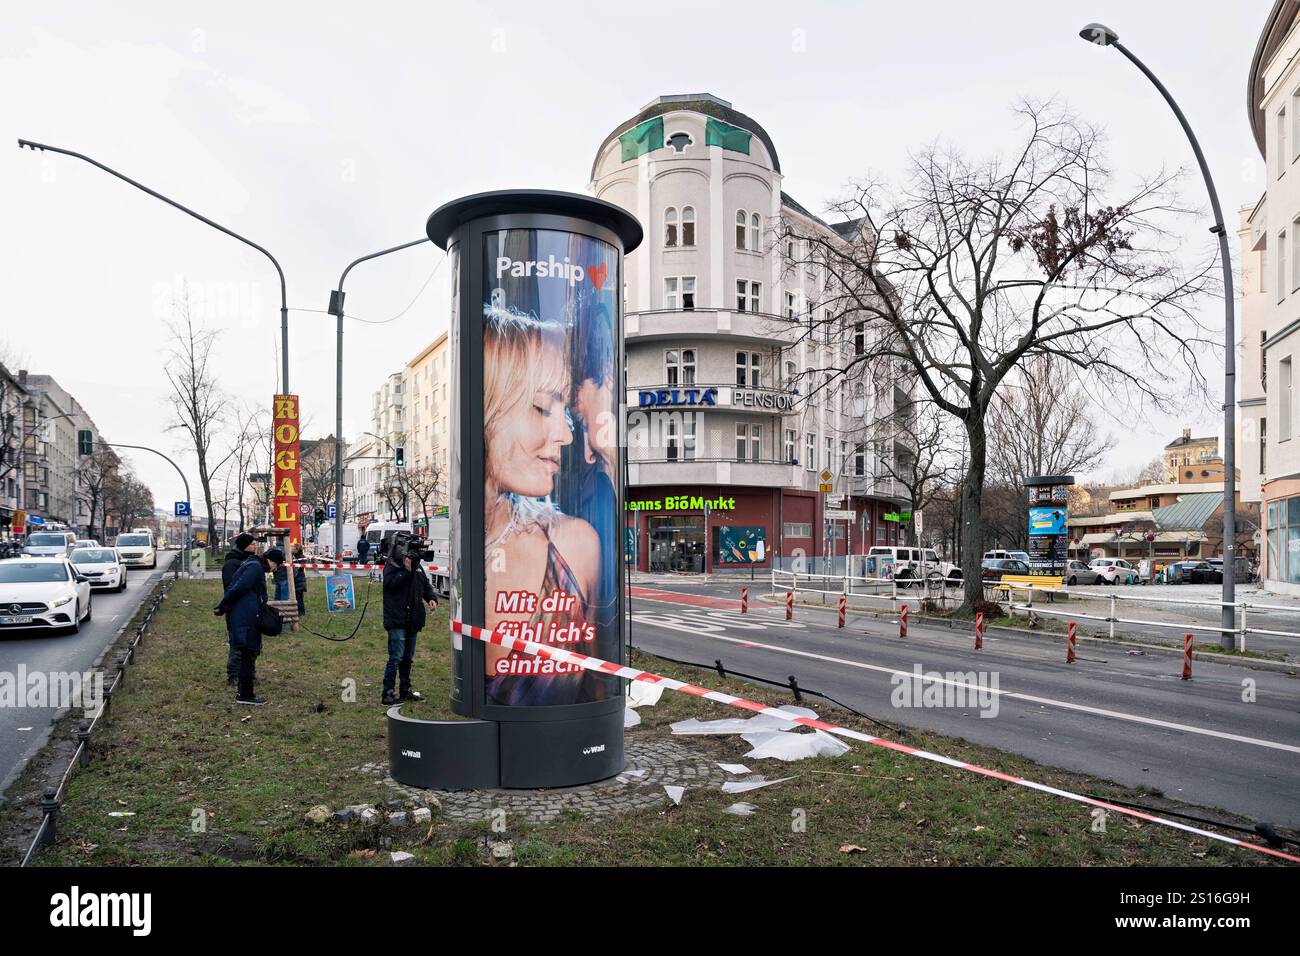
[480,228,620,706]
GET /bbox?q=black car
[1185,561,1223,585]
[981,558,1030,582]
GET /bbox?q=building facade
[1243,1,1300,592]
[588,94,911,573]
[1164,428,1222,483]
[405,332,450,489]
[18,372,103,533]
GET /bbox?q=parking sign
[174,501,191,517]
[325,503,337,520]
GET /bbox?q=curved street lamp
[1078,23,1237,649]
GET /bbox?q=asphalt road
[0,551,178,802]
[628,583,1300,830]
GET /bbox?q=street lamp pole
[1078,23,1237,649]
[328,239,430,562]
[104,442,191,580]
[17,139,292,395]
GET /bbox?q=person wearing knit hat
[217,546,283,705]
[220,533,258,686]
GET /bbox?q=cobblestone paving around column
[354,737,727,823]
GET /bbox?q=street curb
[754,593,1299,676]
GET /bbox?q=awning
[1154,492,1223,531]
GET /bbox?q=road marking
[630,612,1300,756]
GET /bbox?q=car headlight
[51,596,72,607]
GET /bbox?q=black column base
[387,708,500,790]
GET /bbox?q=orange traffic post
[899,603,908,639]
[1066,621,1078,664]
[974,611,984,650]
[740,587,748,614]
[1182,633,1193,680]
[837,594,846,629]
[785,591,793,621]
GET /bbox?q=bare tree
[162,287,227,548]
[76,446,121,542]
[872,399,961,546]
[779,101,1215,610]
[402,460,445,526]
[105,471,155,532]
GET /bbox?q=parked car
[69,547,127,592]
[981,558,1031,582]
[1185,561,1223,585]
[72,539,101,550]
[1089,558,1138,584]
[0,557,93,633]
[1064,560,1102,586]
[984,549,1032,564]
[113,531,157,570]
[867,546,962,587]
[23,531,76,558]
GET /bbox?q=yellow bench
[996,574,1063,592]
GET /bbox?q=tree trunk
[960,416,988,613]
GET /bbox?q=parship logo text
[496,255,585,285]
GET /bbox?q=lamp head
[1079,23,1119,47]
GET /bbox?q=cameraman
[380,538,438,706]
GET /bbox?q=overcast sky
[1,1,1270,513]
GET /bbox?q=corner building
[588,94,912,573]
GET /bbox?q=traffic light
[394,446,406,468]
[77,429,93,455]
[314,507,325,526]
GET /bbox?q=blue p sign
[325,503,337,520]
[174,501,191,517]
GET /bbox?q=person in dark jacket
[291,547,308,616]
[216,547,283,705]
[357,535,370,566]
[221,533,257,686]
[380,550,438,705]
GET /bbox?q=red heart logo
[587,262,608,291]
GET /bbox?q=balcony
[846,474,908,502]
[629,457,798,489]
[627,308,806,347]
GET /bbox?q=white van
[114,531,157,569]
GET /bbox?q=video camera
[390,530,436,565]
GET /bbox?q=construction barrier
[297,561,448,573]
[899,603,908,639]
[1067,621,1078,665]
[1182,633,1193,681]
[740,587,748,614]
[785,591,793,621]
[448,616,1300,866]
[974,611,984,650]
[837,594,846,629]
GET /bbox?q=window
[664,207,678,247]
[736,423,748,461]
[748,281,761,314]
[854,321,865,355]
[1261,417,1268,475]
[665,277,679,310]
[666,417,697,461]
[1280,231,1288,303]
[751,424,761,461]
[1282,356,1293,442]
[683,416,697,461]
[785,360,797,389]
[682,206,695,246]
[784,522,812,538]
[681,348,696,384]
[735,351,760,387]
[841,441,849,475]
[750,212,761,252]
[806,433,816,471]
[664,276,695,311]
[786,291,797,318]
[736,279,748,312]
[825,437,833,475]
[854,443,866,477]
[1279,108,1288,178]
[667,131,692,153]
[736,209,748,249]
[665,349,680,385]
[681,276,695,310]
[785,428,796,464]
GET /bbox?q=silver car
[1065,560,1102,586]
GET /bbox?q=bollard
[1182,633,1193,681]
[899,603,908,639]
[1067,621,1078,664]
[40,787,59,846]
[740,587,748,614]
[837,594,846,629]
[974,611,984,650]
[785,591,793,621]
[787,675,803,702]
[77,721,91,768]
[1108,594,1116,641]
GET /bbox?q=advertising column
[387,190,642,791]
[1025,474,1074,583]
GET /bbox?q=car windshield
[27,534,65,546]
[117,535,150,547]
[0,562,69,583]
[71,550,116,564]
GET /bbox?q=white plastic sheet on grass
[718,763,751,775]
[628,681,664,709]
[721,776,797,794]
[741,728,850,762]
[664,785,685,805]
[624,707,642,728]
[670,705,820,737]
[723,802,758,816]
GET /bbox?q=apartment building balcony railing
[628,456,798,489]
[627,307,853,349]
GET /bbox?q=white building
[589,94,910,572]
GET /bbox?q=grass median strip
[6,578,1285,866]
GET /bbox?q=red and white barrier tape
[297,561,448,573]
[449,616,1300,865]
